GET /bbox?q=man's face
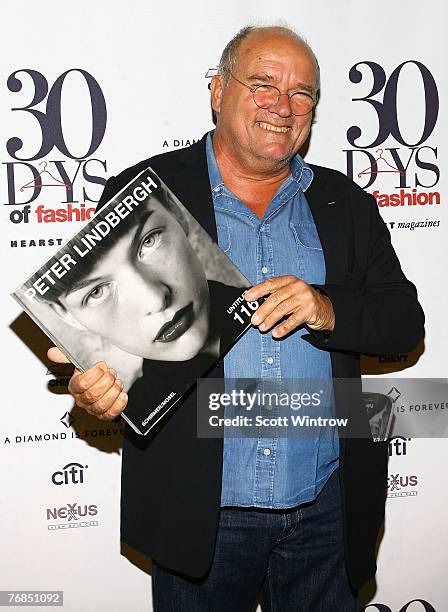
[58,198,211,361]
[212,32,318,168]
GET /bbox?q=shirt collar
[290,151,313,191]
[205,130,314,194]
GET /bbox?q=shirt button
[263,448,271,456]
[261,266,269,274]
[213,186,220,192]
[266,356,274,365]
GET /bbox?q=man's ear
[49,301,87,331]
[210,75,223,114]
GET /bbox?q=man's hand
[47,347,128,420]
[244,275,335,338]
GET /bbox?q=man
[49,25,424,611]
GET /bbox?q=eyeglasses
[230,73,316,116]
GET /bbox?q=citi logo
[388,436,411,457]
[51,462,88,485]
[46,502,98,521]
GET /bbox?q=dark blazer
[98,133,424,590]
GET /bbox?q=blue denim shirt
[205,132,339,508]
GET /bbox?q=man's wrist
[307,287,335,332]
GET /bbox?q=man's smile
[256,121,291,133]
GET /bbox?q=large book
[12,167,260,435]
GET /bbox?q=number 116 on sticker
[233,300,259,325]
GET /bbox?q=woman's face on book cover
[58,198,211,361]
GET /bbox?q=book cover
[12,167,260,435]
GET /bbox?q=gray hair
[218,24,320,91]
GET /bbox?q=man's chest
[154,153,365,290]
[212,188,326,286]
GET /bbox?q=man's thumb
[47,346,71,364]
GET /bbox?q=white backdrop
[1,1,446,610]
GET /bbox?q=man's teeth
[257,122,290,133]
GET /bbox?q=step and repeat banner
[2,1,446,610]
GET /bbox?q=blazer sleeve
[304,191,425,355]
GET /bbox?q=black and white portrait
[15,168,252,433]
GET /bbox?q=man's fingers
[76,368,122,407]
[258,300,305,337]
[85,381,126,418]
[251,280,306,327]
[247,275,322,337]
[254,293,302,331]
[272,311,305,338]
[244,275,296,302]
[69,362,109,396]
[47,346,70,364]
[47,349,126,422]
[97,391,128,420]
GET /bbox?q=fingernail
[251,314,260,324]
[109,368,117,377]
[259,322,267,331]
[116,379,124,390]
[120,392,128,402]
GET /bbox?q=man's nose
[269,93,293,117]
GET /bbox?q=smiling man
[48,25,424,611]
[211,31,318,182]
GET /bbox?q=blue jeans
[151,468,357,611]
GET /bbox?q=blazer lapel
[159,134,219,243]
[305,168,351,284]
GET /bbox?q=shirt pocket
[290,222,323,251]
[216,223,231,253]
